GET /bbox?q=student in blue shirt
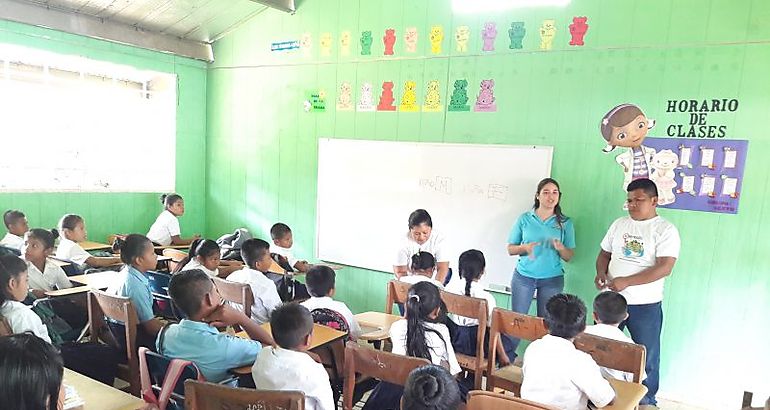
[158,268,274,382]
[506,178,576,351]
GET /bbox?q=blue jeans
[620,302,662,406]
[509,270,564,352]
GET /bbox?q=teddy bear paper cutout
[455,26,470,52]
[429,26,444,54]
[448,79,470,112]
[383,29,396,55]
[422,80,443,112]
[399,81,419,112]
[377,82,397,111]
[357,82,375,112]
[482,22,497,52]
[569,17,589,46]
[508,22,526,49]
[539,20,556,50]
[360,31,373,55]
[404,27,418,53]
[474,79,497,112]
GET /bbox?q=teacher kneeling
[507,178,575,347]
[393,209,450,283]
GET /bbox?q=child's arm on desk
[203,304,275,346]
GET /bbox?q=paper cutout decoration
[539,20,556,50]
[481,22,497,52]
[357,82,375,112]
[383,29,396,55]
[679,174,696,195]
[305,90,326,112]
[508,22,526,49]
[599,103,656,192]
[422,80,443,112]
[404,27,418,53]
[650,149,678,205]
[699,175,716,197]
[448,79,470,112]
[700,147,715,168]
[320,32,333,56]
[721,176,738,197]
[337,82,354,111]
[271,40,299,52]
[340,31,352,56]
[300,32,312,57]
[569,17,589,46]
[429,26,444,54]
[399,81,419,112]
[377,82,397,111]
[723,148,737,168]
[360,31,373,55]
[474,79,497,112]
[455,26,470,52]
[679,146,692,167]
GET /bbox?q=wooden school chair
[343,341,430,410]
[573,332,647,384]
[185,380,305,410]
[87,290,141,396]
[162,248,187,272]
[211,277,253,330]
[486,308,548,395]
[384,280,411,314]
[440,290,488,390]
[467,390,558,410]
[139,346,204,410]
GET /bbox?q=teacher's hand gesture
[522,242,539,259]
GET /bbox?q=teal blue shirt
[108,265,154,322]
[157,319,262,382]
[507,210,576,279]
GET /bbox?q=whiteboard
[316,138,553,288]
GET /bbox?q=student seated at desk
[270,223,310,273]
[300,265,361,340]
[55,214,121,269]
[521,293,615,410]
[585,291,646,382]
[22,229,72,297]
[226,239,283,324]
[174,239,241,278]
[401,364,463,410]
[107,234,164,346]
[0,254,51,342]
[147,193,199,246]
[1,209,28,252]
[398,251,443,288]
[158,269,273,383]
[252,303,335,410]
[0,333,63,409]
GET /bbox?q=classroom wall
[0,20,208,241]
[206,1,769,407]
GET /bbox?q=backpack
[310,308,351,340]
[216,228,253,261]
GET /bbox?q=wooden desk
[355,311,402,341]
[63,368,144,410]
[599,378,648,410]
[154,244,190,250]
[45,286,90,297]
[79,241,112,251]
[231,323,347,375]
[68,271,120,290]
[51,259,72,268]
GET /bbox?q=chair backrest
[139,346,203,410]
[467,390,558,410]
[88,289,141,396]
[343,341,430,410]
[486,308,547,382]
[573,332,647,384]
[385,280,411,314]
[440,290,488,388]
[162,249,188,272]
[211,277,254,324]
[185,380,305,409]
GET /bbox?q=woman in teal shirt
[507,178,575,331]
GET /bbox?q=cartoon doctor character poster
[600,103,657,191]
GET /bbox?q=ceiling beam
[0,0,214,62]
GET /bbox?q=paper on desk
[64,384,85,410]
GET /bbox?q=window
[0,44,176,192]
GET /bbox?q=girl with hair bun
[147,193,200,246]
[401,364,462,410]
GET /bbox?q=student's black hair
[173,239,220,273]
[161,193,183,208]
[3,209,25,229]
[627,177,658,198]
[544,293,587,339]
[534,178,566,229]
[410,251,436,273]
[0,254,28,306]
[405,282,447,361]
[25,228,60,250]
[401,364,462,410]
[305,265,335,297]
[112,234,153,266]
[408,209,433,229]
[270,302,313,349]
[168,269,213,317]
[270,223,292,240]
[241,238,271,269]
[458,249,485,297]
[58,214,84,231]
[0,333,64,410]
[593,291,628,325]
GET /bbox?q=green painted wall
[208,0,770,407]
[0,20,208,241]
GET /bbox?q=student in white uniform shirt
[22,229,72,297]
[301,265,361,340]
[147,193,199,247]
[55,214,121,269]
[269,223,311,272]
[0,255,51,343]
[398,251,443,288]
[252,303,335,410]
[585,291,646,382]
[393,209,451,283]
[226,239,282,324]
[174,239,241,278]
[521,293,615,410]
[1,210,28,252]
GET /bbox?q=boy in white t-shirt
[269,223,310,273]
[226,238,283,324]
[595,178,680,407]
[1,210,28,252]
[301,265,361,340]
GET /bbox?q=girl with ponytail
[398,251,443,288]
[175,239,240,277]
[147,193,200,246]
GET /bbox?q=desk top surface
[68,271,119,290]
[355,311,402,341]
[600,378,648,410]
[78,241,112,251]
[63,368,143,410]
